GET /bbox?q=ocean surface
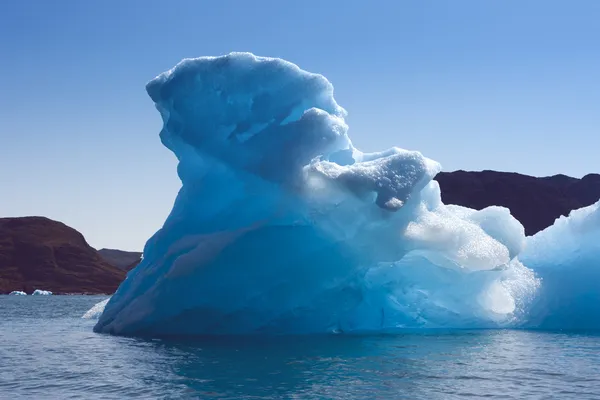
[1,296,600,399]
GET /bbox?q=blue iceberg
[520,201,600,329]
[94,53,596,336]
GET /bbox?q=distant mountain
[98,248,142,271]
[0,217,125,294]
[435,171,600,235]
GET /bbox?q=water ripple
[2,296,600,399]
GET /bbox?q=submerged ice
[94,53,596,336]
[83,298,110,319]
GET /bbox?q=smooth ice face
[95,53,540,336]
[520,200,600,329]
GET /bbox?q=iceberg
[94,53,595,337]
[9,291,27,296]
[32,289,52,295]
[520,201,600,329]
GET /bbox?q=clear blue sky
[1,0,599,251]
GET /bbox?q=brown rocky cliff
[0,217,125,294]
[98,248,142,271]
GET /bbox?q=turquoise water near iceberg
[2,295,600,399]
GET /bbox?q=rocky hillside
[98,248,142,271]
[0,217,125,294]
[435,171,600,235]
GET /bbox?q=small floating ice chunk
[32,289,53,295]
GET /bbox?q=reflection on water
[1,296,600,399]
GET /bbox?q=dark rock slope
[435,171,600,236]
[98,248,142,271]
[0,217,125,294]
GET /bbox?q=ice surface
[9,291,26,296]
[520,200,600,329]
[93,53,593,336]
[32,290,52,295]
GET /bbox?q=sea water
[1,296,600,399]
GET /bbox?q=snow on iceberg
[9,291,27,296]
[520,200,600,330]
[95,52,557,336]
[32,289,52,295]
